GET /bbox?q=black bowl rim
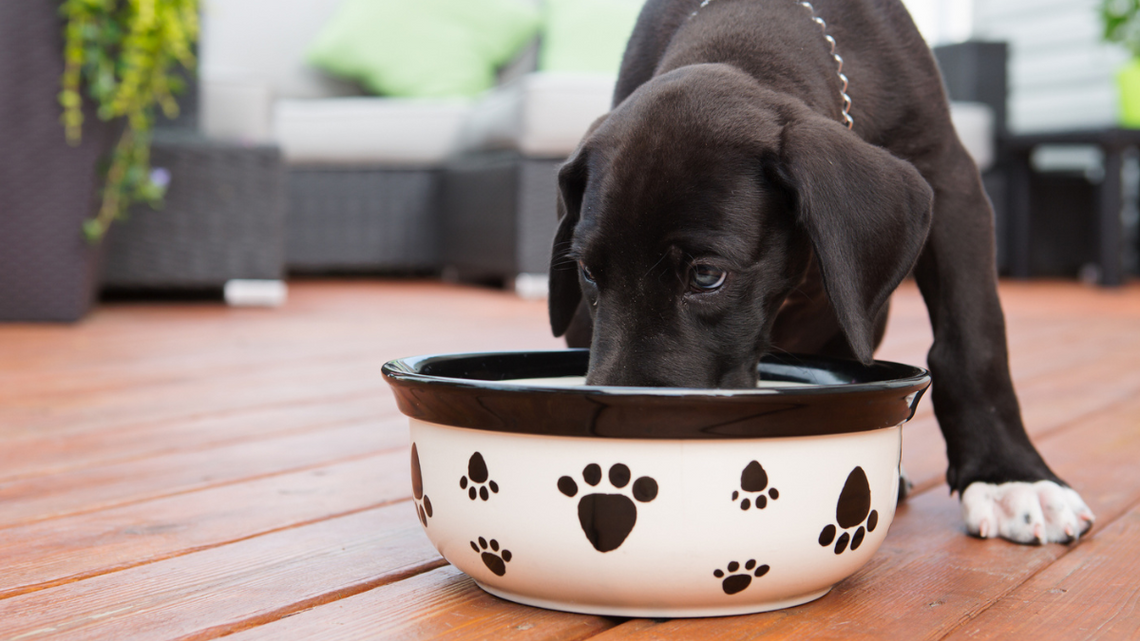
[382,349,931,439]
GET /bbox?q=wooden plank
[0,393,389,482]
[0,452,412,599]
[0,281,560,370]
[877,283,1140,382]
[0,421,407,527]
[0,505,446,641]
[576,392,1140,640]
[0,286,563,439]
[0,358,386,439]
[942,506,1140,641]
[221,565,618,641]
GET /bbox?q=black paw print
[818,466,879,554]
[410,444,433,527]
[731,460,780,510]
[713,559,770,595]
[470,537,512,576]
[459,452,499,501]
[558,463,658,552]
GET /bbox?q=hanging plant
[1102,0,1140,56]
[59,0,199,243]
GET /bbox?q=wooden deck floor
[1,278,1138,640]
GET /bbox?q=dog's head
[549,64,933,388]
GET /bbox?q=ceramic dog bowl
[382,350,929,617]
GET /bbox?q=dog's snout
[585,357,675,388]
[585,333,759,389]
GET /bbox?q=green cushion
[306,0,541,98]
[539,0,645,74]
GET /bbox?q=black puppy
[547,0,1094,544]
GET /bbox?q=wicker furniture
[441,152,560,289]
[198,0,477,275]
[439,72,616,293]
[100,131,286,290]
[285,165,440,273]
[0,0,118,321]
[1003,128,1140,286]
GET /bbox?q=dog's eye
[578,261,597,285]
[689,264,726,291]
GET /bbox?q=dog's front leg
[912,145,1094,544]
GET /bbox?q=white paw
[961,481,1095,544]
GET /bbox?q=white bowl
[383,350,929,618]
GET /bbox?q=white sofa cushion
[457,72,616,158]
[274,98,473,166]
[200,0,359,101]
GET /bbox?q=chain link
[689,0,854,130]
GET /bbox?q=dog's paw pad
[962,480,1094,544]
[713,559,770,595]
[730,460,780,510]
[558,463,658,552]
[459,452,499,501]
[818,466,878,554]
[471,537,512,576]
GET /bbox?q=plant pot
[1117,57,1140,128]
[0,0,118,322]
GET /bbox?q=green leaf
[82,219,105,244]
[59,0,200,241]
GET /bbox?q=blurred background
[2,0,1138,322]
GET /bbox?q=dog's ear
[773,113,933,364]
[548,142,591,337]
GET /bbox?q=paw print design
[818,466,879,554]
[731,460,780,510]
[410,444,433,527]
[558,463,659,552]
[470,537,512,576]
[713,559,770,595]
[459,452,499,501]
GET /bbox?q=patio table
[1004,128,1140,287]
[1,280,1138,640]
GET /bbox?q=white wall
[902,0,973,45]
[972,0,1130,133]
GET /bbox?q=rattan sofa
[198,0,472,275]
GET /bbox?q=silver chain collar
[688,0,854,129]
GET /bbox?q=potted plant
[0,0,196,322]
[1101,0,1140,127]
